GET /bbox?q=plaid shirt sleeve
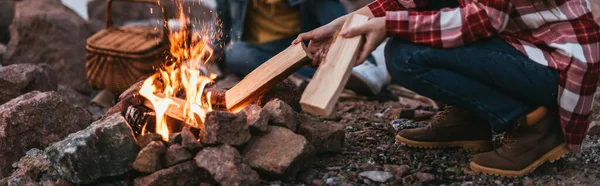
[369,0,513,48]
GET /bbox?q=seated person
[215,0,390,95]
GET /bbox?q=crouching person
[293,0,600,176]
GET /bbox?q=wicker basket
[86,0,170,94]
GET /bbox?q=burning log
[142,93,189,125]
[140,88,226,129]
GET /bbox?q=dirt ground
[272,90,600,186]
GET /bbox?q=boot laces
[502,120,523,151]
[432,106,453,122]
[502,132,517,151]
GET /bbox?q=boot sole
[469,142,569,177]
[395,135,492,151]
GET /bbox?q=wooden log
[142,93,188,124]
[225,43,312,111]
[299,14,368,116]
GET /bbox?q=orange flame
[139,2,216,141]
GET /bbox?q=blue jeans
[226,36,317,77]
[224,0,347,77]
[385,37,559,133]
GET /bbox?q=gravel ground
[271,92,600,186]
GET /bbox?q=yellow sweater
[243,0,300,45]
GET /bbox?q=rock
[195,145,261,186]
[384,164,410,179]
[132,141,166,173]
[133,161,214,186]
[57,85,90,108]
[0,63,57,104]
[168,132,182,146]
[44,113,139,184]
[0,0,15,43]
[87,0,214,32]
[165,144,192,167]
[413,172,435,183]
[1,149,51,186]
[243,104,270,132]
[359,171,393,183]
[257,80,302,112]
[4,0,92,92]
[136,133,163,148]
[391,119,425,131]
[0,91,93,177]
[325,177,342,185]
[243,126,315,178]
[263,99,299,131]
[181,127,203,152]
[297,115,345,153]
[200,111,250,146]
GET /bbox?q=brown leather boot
[470,107,569,177]
[395,106,493,151]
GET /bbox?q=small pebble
[359,171,394,183]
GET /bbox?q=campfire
[138,6,217,141]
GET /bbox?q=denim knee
[225,42,267,75]
[384,38,429,85]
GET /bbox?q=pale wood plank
[300,14,369,116]
[225,43,312,111]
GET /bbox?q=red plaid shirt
[369,0,600,152]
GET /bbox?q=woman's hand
[340,16,386,66]
[292,16,347,65]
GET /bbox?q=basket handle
[105,0,170,39]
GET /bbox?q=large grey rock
[200,111,251,146]
[0,64,57,104]
[195,145,261,186]
[133,161,214,186]
[3,0,92,92]
[0,91,93,177]
[263,99,298,131]
[132,141,165,173]
[243,126,315,178]
[243,104,269,132]
[44,113,139,184]
[165,144,192,167]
